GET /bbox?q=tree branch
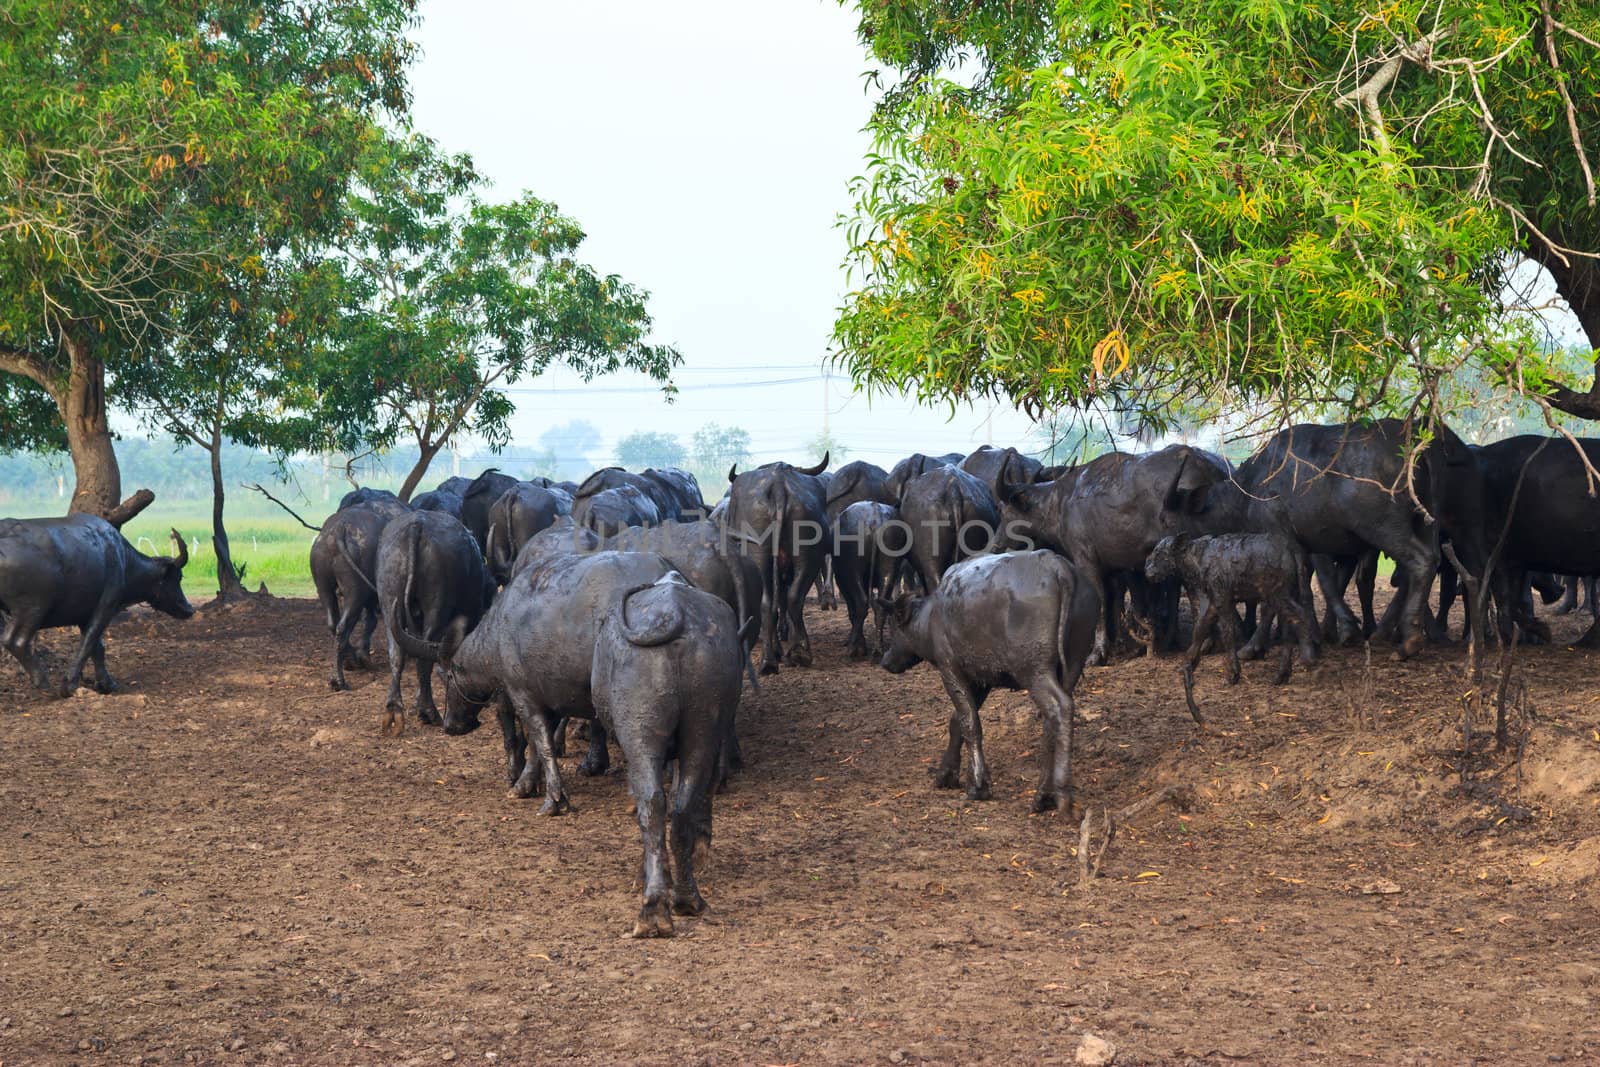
[1540,0,1596,208]
[0,344,62,396]
[1334,28,1451,155]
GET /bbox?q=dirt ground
[3,588,1600,1066]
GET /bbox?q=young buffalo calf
[878,550,1100,814]
[1144,532,1317,723]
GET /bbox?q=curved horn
[728,463,739,483]
[1163,453,1190,512]
[169,528,189,569]
[795,451,829,477]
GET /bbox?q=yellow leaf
[1528,856,1548,867]
[1136,871,1161,879]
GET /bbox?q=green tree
[0,0,416,521]
[313,135,680,501]
[688,422,753,484]
[834,0,1600,428]
[615,431,686,470]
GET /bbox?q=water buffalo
[591,573,744,936]
[833,501,903,657]
[339,486,403,511]
[884,453,949,504]
[575,467,697,522]
[959,445,1043,501]
[484,483,567,585]
[311,495,410,691]
[1235,420,1490,657]
[1017,445,1227,665]
[411,488,464,517]
[724,454,830,674]
[897,464,1001,589]
[396,550,678,813]
[824,460,894,521]
[0,516,194,695]
[878,551,1100,813]
[573,483,662,536]
[458,469,520,550]
[371,511,494,732]
[1475,435,1600,646]
[1145,532,1317,722]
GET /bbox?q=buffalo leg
[623,748,674,937]
[668,733,717,917]
[838,559,869,659]
[937,671,992,801]
[510,699,570,815]
[413,657,441,727]
[355,606,379,668]
[382,629,409,735]
[933,707,964,790]
[1313,555,1362,646]
[497,697,527,788]
[1219,602,1242,685]
[2,608,53,693]
[1390,542,1437,659]
[1081,562,1113,667]
[781,552,823,668]
[328,597,363,691]
[83,628,116,694]
[755,552,782,676]
[1028,677,1076,814]
[63,599,118,696]
[578,719,611,776]
[1181,597,1215,725]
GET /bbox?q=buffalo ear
[1186,482,1212,515]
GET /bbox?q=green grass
[120,507,320,600]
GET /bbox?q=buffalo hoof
[932,766,961,790]
[577,755,609,778]
[351,651,373,670]
[328,676,350,692]
[510,771,539,799]
[759,661,781,677]
[846,642,867,660]
[966,780,993,802]
[784,647,813,668]
[1239,643,1266,662]
[1031,791,1066,814]
[416,706,442,728]
[91,676,119,695]
[631,907,674,939]
[1085,647,1108,668]
[538,792,572,816]
[672,889,707,916]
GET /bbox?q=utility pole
[821,364,831,444]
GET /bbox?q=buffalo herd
[5,421,1600,935]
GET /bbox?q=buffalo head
[151,529,197,620]
[875,594,927,674]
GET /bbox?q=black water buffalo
[1145,532,1317,722]
[603,520,760,669]
[573,483,662,536]
[0,516,194,695]
[484,483,567,585]
[1475,435,1600,646]
[371,511,494,732]
[338,486,403,511]
[885,453,949,504]
[878,551,1100,812]
[458,469,520,549]
[1020,445,1227,665]
[590,573,744,936]
[996,464,1086,551]
[833,501,903,657]
[400,550,678,813]
[824,460,894,520]
[897,464,1001,589]
[1235,420,1490,657]
[959,445,1043,501]
[641,467,707,520]
[575,467,700,521]
[311,495,410,690]
[724,454,830,674]
[411,488,464,517]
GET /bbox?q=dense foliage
[835,0,1600,429]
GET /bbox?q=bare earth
[3,592,1599,1066]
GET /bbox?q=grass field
[121,506,321,599]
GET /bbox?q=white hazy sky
[405,0,1042,469]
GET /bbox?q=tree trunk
[210,429,247,601]
[57,333,154,526]
[1529,244,1600,420]
[396,439,443,503]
